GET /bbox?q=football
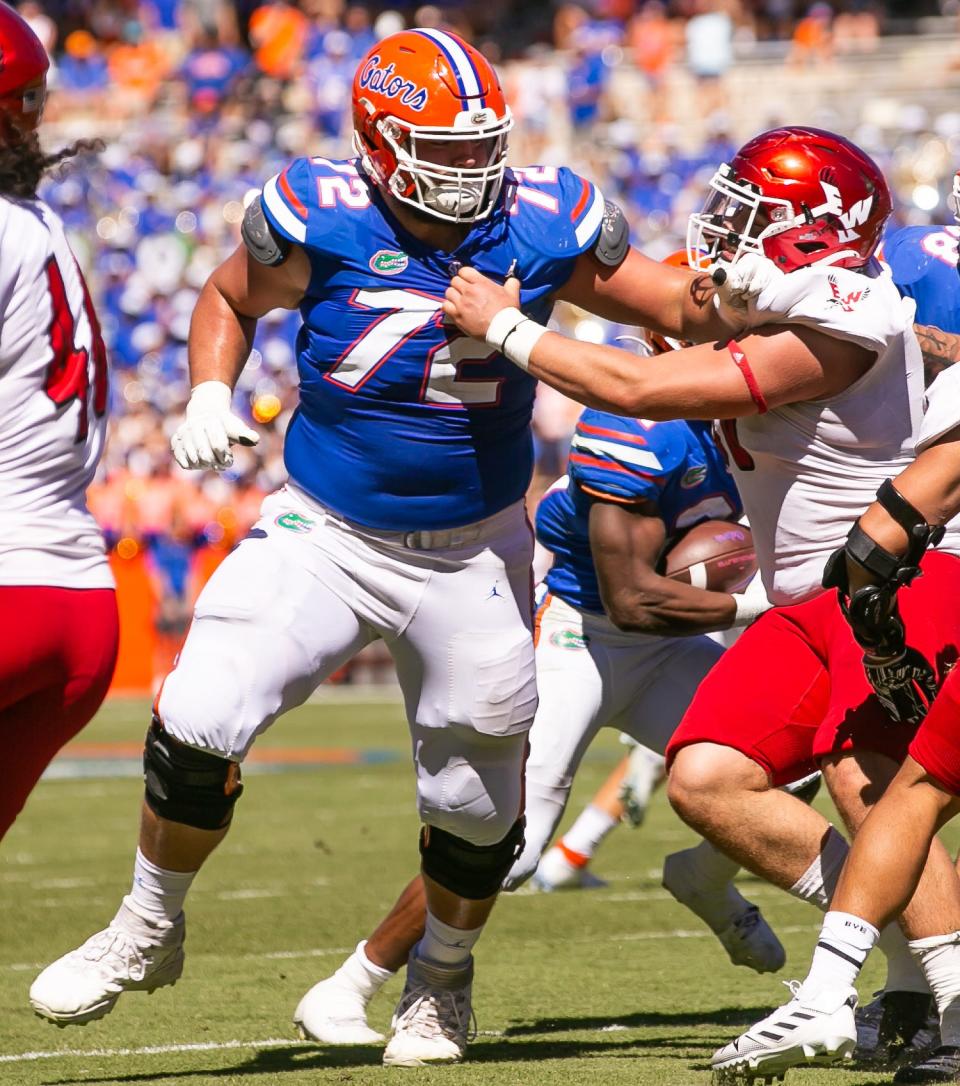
[663,520,757,593]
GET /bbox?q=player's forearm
[847,438,960,591]
[187,278,257,389]
[915,323,960,386]
[525,333,651,414]
[604,580,736,636]
[525,335,744,420]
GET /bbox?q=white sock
[417,911,482,967]
[332,941,395,1001]
[788,826,928,994]
[800,910,879,997]
[789,825,848,911]
[673,838,741,888]
[129,848,196,925]
[910,931,960,1045]
[560,804,618,861]
[879,924,931,994]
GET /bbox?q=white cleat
[382,953,475,1067]
[530,846,608,893]
[717,905,787,974]
[294,975,385,1045]
[662,850,785,974]
[711,980,858,1082]
[619,745,666,827]
[30,897,184,1026]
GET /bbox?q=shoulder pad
[506,167,606,260]
[592,200,629,268]
[241,195,291,267]
[568,413,688,503]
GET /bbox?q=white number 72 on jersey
[324,288,504,406]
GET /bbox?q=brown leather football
[663,520,756,593]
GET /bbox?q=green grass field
[0,695,944,1086]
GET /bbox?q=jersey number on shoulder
[43,255,108,442]
[921,227,960,268]
[714,418,755,471]
[325,289,503,406]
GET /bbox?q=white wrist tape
[484,307,547,371]
[188,380,233,414]
[732,590,773,628]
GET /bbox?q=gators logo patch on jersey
[550,628,588,650]
[275,511,316,534]
[369,249,409,275]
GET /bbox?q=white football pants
[157,485,537,846]
[504,593,725,888]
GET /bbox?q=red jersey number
[43,255,108,442]
[716,418,756,471]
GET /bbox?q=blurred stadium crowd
[26,0,960,681]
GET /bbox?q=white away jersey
[716,261,922,604]
[0,195,112,588]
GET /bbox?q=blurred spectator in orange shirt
[790,3,834,67]
[627,2,677,124]
[249,0,309,80]
[107,24,172,112]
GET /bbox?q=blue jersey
[883,225,960,332]
[259,157,606,530]
[537,412,742,614]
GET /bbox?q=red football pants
[0,586,118,841]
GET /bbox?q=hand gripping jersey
[716,261,922,604]
[537,411,742,613]
[882,225,960,332]
[0,195,112,588]
[259,157,607,530]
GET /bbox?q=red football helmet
[0,2,48,136]
[687,126,891,273]
[352,28,512,223]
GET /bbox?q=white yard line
[5,923,815,976]
[0,1037,313,1064]
[0,1028,504,1064]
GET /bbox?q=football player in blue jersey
[882,216,960,385]
[293,304,796,1047]
[30,28,743,1066]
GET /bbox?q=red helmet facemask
[687,126,891,273]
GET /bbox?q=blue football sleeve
[567,414,685,505]
[260,157,314,245]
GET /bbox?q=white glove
[170,381,259,471]
[711,253,786,324]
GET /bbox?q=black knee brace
[143,717,243,830]
[419,819,525,900]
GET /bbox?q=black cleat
[894,1045,960,1083]
[855,990,939,1069]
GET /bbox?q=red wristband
[727,339,768,414]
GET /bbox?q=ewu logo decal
[827,274,870,313]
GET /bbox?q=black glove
[862,647,939,726]
[842,582,938,726]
